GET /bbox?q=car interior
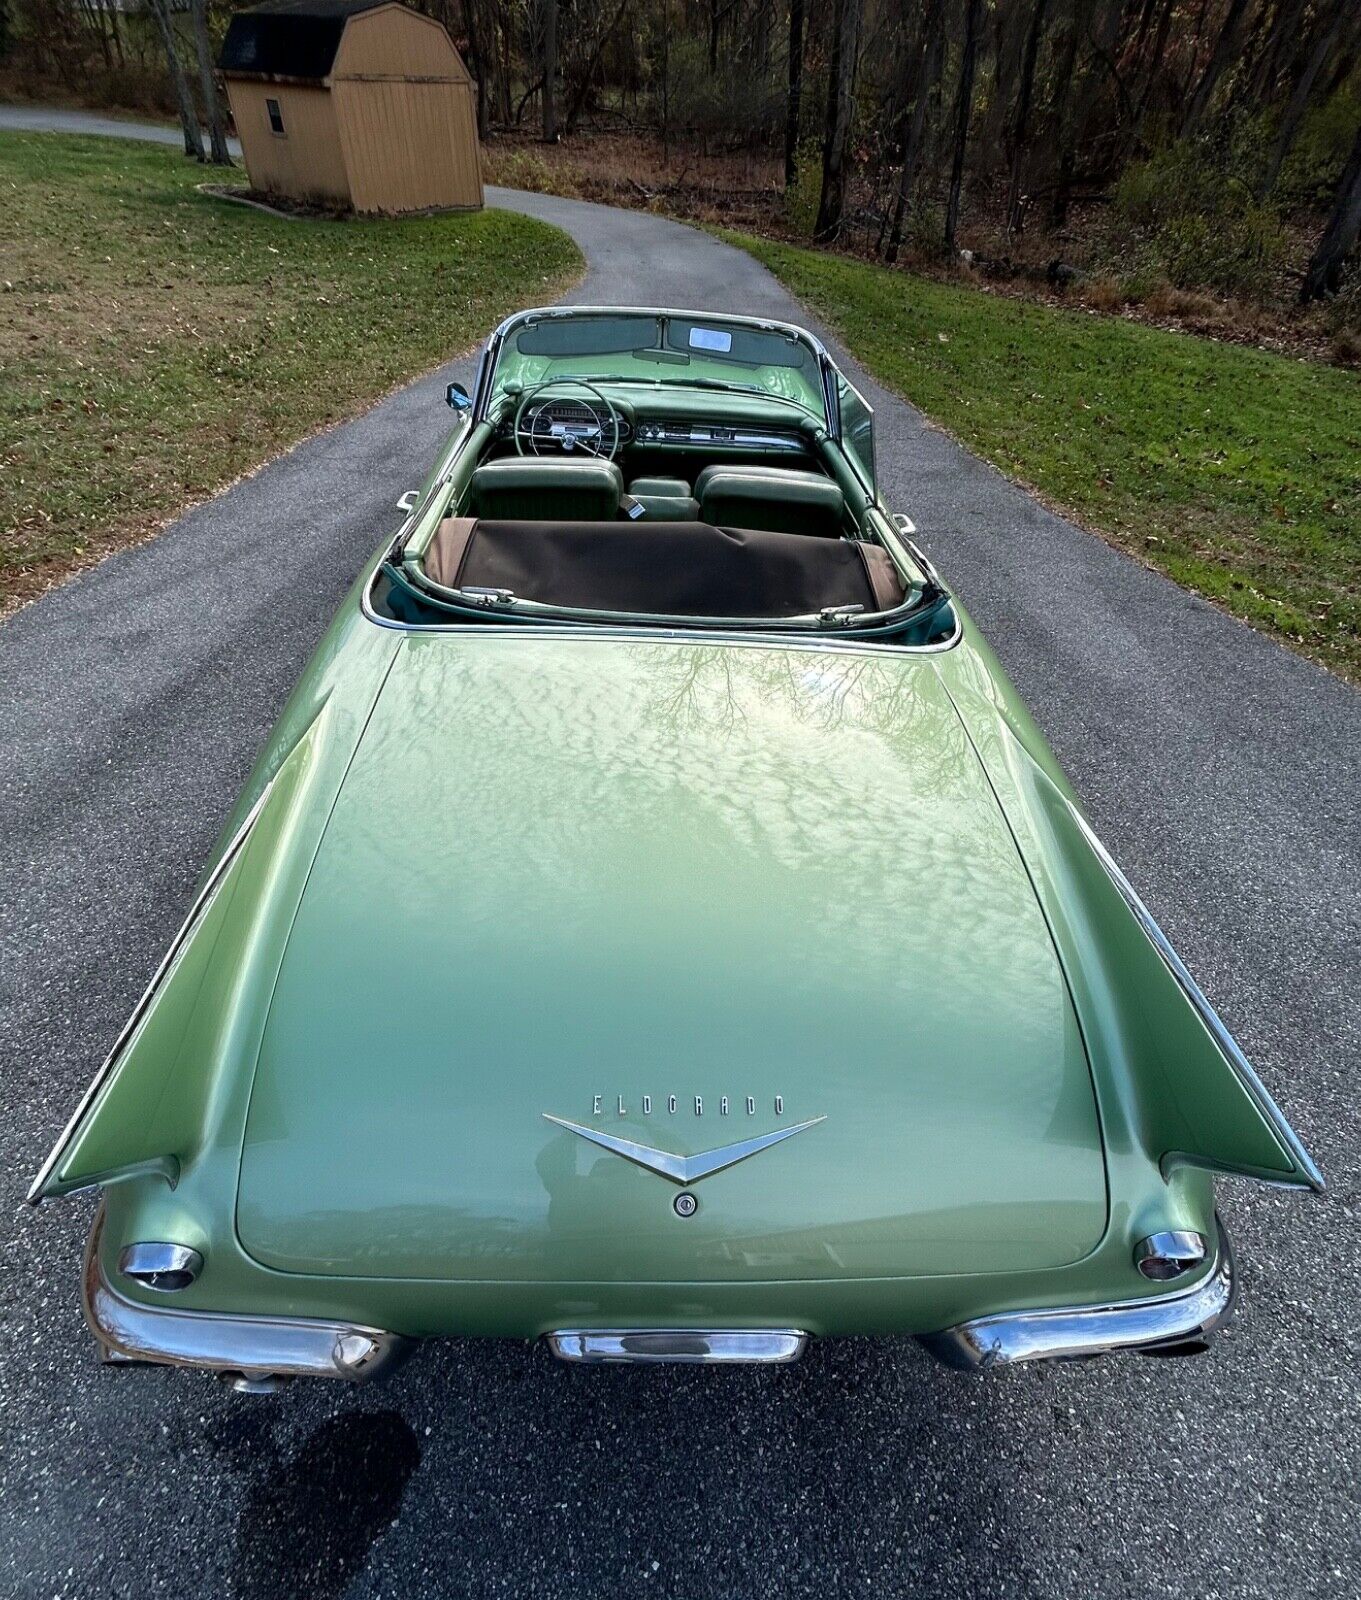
[417,453,907,621]
[372,312,953,636]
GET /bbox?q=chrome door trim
[547,1329,808,1364]
[25,778,277,1206]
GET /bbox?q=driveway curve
[2,111,1358,1600]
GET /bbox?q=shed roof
[220,0,393,81]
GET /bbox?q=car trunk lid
[236,634,1107,1281]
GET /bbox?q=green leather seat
[628,476,700,521]
[695,466,846,537]
[470,458,623,521]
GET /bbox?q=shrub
[782,143,822,237]
[1276,89,1361,210]
[1143,283,1222,320]
[482,147,578,197]
[1082,276,1125,313]
[1332,327,1361,366]
[664,36,783,149]
[1113,139,1287,296]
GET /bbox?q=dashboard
[506,397,806,458]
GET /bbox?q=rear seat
[695,466,846,537]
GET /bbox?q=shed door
[333,80,482,214]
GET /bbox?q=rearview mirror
[446,381,472,411]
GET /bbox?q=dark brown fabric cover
[424,518,479,588]
[856,543,907,611]
[425,518,894,617]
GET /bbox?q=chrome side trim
[920,1223,1236,1370]
[25,778,277,1206]
[548,1329,808,1365]
[84,1210,413,1385]
[1064,803,1325,1194]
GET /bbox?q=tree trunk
[1005,0,1050,235]
[107,1,125,67]
[1048,0,1102,225]
[1128,0,1160,67]
[461,0,490,139]
[814,0,865,243]
[783,0,805,189]
[752,0,771,78]
[1301,116,1361,300]
[496,6,513,124]
[1240,0,1308,106]
[81,0,112,70]
[564,0,630,134]
[146,0,204,162]
[1131,0,1175,133]
[188,0,232,164]
[944,0,983,253]
[660,0,670,158]
[885,0,944,263]
[541,0,557,141]
[1319,13,1361,100]
[1179,0,1250,139]
[1259,2,1346,198]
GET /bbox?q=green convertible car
[30,306,1322,1388]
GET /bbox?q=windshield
[488,312,828,419]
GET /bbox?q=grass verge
[723,229,1361,681]
[0,132,582,608]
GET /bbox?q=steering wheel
[513,378,622,461]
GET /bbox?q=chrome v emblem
[542,1114,826,1185]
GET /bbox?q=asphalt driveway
[2,111,1357,1600]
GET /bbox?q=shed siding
[332,4,471,82]
[333,78,482,212]
[224,80,351,204]
[223,3,482,214]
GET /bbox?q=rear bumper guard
[918,1222,1236,1370]
[83,1213,413,1390]
[547,1329,808,1364]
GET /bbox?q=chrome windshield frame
[475,305,837,433]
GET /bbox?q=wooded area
[4,0,1360,328]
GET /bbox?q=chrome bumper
[919,1223,1236,1370]
[83,1213,413,1391]
[83,1201,1233,1384]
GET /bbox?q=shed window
[266,98,285,136]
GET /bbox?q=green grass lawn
[724,230,1361,681]
[0,133,582,606]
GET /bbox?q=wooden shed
[219,0,483,215]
